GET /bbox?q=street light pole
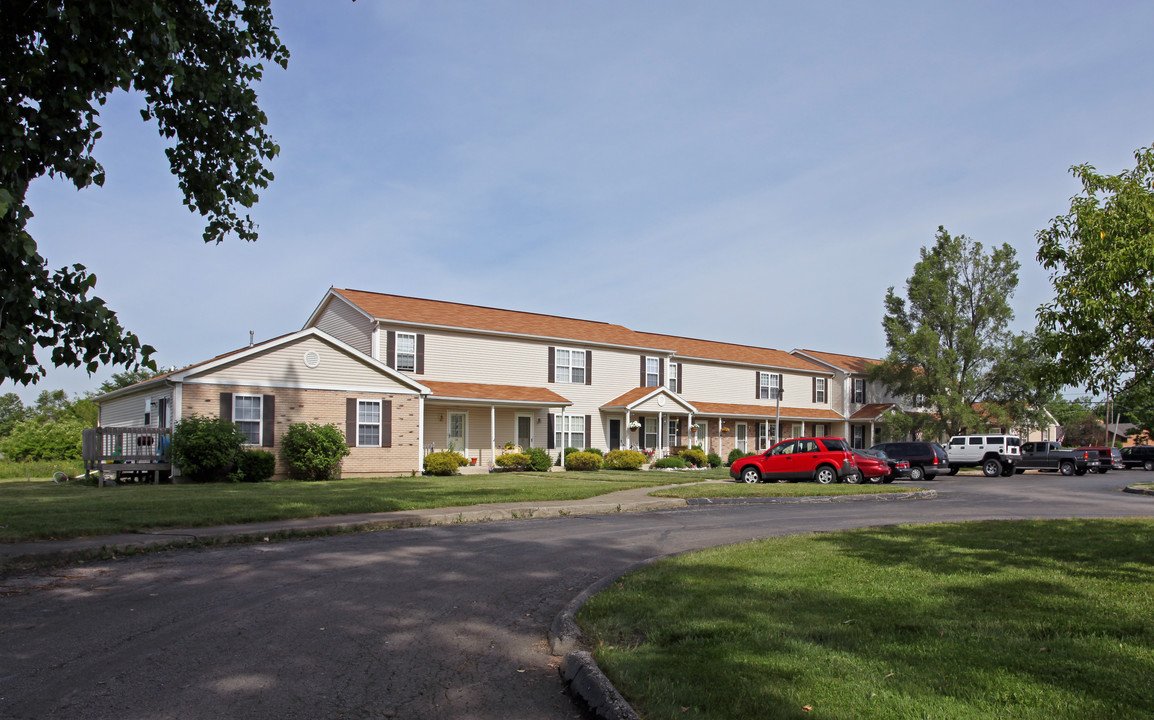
[775,388,783,443]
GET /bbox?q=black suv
[869,441,950,481]
[1120,445,1154,471]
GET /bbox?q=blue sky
[6,1,1154,405]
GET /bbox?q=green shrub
[424,451,465,476]
[604,449,646,470]
[655,456,687,469]
[0,418,84,461]
[727,447,753,466]
[171,415,248,482]
[525,447,553,472]
[584,447,604,457]
[495,452,530,471]
[565,450,604,471]
[679,447,708,468]
[234,449,277,482]
[557,446,581,466]
[706,452,722,468]
[280,423,350,481]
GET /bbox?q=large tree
[1036,144,1154,395]
[872,226,1056,437]
[1,1,289,385]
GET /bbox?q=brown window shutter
[416,335,425,374]
[756,372,761,399]
[382,400,392,448]
[547,414,555,449]
[262,395,275,447]
[659,360,665,388]
[220,392,232,421]
[386,331,396,369]
[346,398,357,447]
[548,347,556,383]
[585,415,592,449]
[636,415,645,450]
[677,363,683,394]
[585,350,592,385]
[812,378,817,404]
[640,356,646,386]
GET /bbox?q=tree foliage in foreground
[1,1,289,385]
[872,227,1056,438]
[1036,145,1154,395]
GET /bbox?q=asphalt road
[2,472,1152,719]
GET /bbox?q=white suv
[946,434,1021,477]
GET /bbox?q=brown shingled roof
[422,381,571,405]
[795,349,880,374]
[332,288,827,371]
[849,403,895,420]
[690,401,845,420]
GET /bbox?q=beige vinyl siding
[185,336,417,394]
[681,362,829,409]
[98,390,153,427]
[312,297,374,356]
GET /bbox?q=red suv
[729,437,858,484]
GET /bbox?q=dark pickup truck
[1017,441,1099,476]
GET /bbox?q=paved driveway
[2,473,1151,719]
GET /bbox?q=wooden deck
[82,427,173,485]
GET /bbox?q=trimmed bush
[679,447,708,468]
[727,447,753,466]
[604,449,646,470]
[707,452,722,468]
[583,447,604,457]
[280,423,350,481]
[525,447,553,472]
[495,452,530,471]
[235,449,277,482]
[170,415,247,482]
[655,456,688,469]
[565,450,604,471]
[424,451,465,476]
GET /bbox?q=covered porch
[421,381,571,472]
[600,386,700,459]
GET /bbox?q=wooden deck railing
[82,427,172,484]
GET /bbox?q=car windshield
[822,438,850,452]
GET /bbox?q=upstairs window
[813,377,827,404]
[396,332,417,372]
[758,372,781,400]
[667,363,678,392]
[853,378,866,404]
[555,348,586,384]
[645,357,661,387]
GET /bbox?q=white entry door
[448,412,467,452]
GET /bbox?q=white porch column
[658,411,664,458]
[490,404,496,467]
[688,412,694,448]
[417,395,425,464]
[625,410,632,450]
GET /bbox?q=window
[758,372,780,400]
[758,422,776,450]
[396,332,417,372]
[233,394,263,445]
[645,357,661,387]
[555,415,586,449]
[357,400,381,447]
[667,362,678,392]
[814,377,827,404]
[853,378,866,404]
[644,417,658,449]
[555,348,586,384]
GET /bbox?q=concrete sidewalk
[0,485,691,570]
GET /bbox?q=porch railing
[82,427,172,484]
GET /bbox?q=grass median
[0,469,725,542]
[577,518,1154,720]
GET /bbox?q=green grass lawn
[0,469,722,541]
[578,518,1154,720]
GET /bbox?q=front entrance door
[448,412,467,452]
[517,415,532,449]
[608,419,621,451]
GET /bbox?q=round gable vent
[303,350,321,369]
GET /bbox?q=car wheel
[814,466,836,484]
[843,471,862,484]
[948,465,960,476]
[982,458,1002,477]
[740,467,760,484]
[868,474,884,485]
[1060,461,1075,476]
[908,466,925,482]
[1144,460,1154,471]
